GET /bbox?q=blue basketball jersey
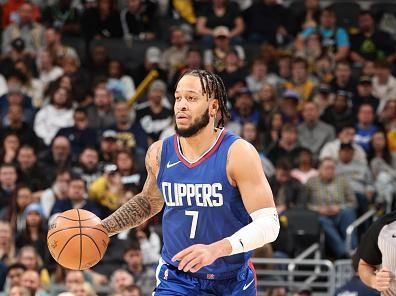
[157,129,252,280]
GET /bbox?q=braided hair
[178,69,230,128]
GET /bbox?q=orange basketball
[47,209,109,270]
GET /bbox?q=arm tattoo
[102,195,152,236]
[101,142,164,236]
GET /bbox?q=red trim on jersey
[248,260,257,290]
[173,130,227,169]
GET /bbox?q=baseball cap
[145,47,161,64]
[340,142,354,150]
[282,90,300,101]
[102,130,117,140]
[11,38,25,51]
[213,26,230,38]
[336,89,351,98]
[359,76,372,85]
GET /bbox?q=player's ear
[210,99,219,118]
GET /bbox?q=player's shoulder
[228,138,258,157]
[146,140,163,169]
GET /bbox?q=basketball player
[101,69,279,295]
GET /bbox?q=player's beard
[175,108,210,138]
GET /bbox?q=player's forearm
[358,261,377,288]
[101,194,163,236]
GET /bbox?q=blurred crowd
[0,0,394,295]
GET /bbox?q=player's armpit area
[102,141,165,236]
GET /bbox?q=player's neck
[179,126,221,162]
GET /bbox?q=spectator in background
[296,32,324,71]
[1,105,41,150]
[230,87,260,126]
[379,100,396,131]
[50,175,103,219]
[115,151,145,195]
[98,130,118,167]
[355,103,379,153]
[2,263,27,295]
[0,221,15,265]
[313,84,333,115]
[81,0,122,43]
[160,27,189,82]
[14,60,44,108]
[257,84,279,129]
[106,60,135,102]
[16,246,49,285]
[0,185,32,232]
[37,50,64,91]
[196,0,244,47]
[0,37,37,79]
[240,121,275,177]
[57,107,98,162]
[122,242,156,296]
[170,48,203,89]
[298,102,335,157]
[352,76,380,114]
[2,3,45,55]
[218,50,246,93]
[0,77,35,126]
[17,145,50,193]
[320,124,367,165]
[373,60,396,113]
[110,269,134,296]
[283,57,317,103]
[0,164,17,212]
[121,284,142,296]
[368,131,396,212]
[15,204,48,262]
[296,7,350,61]
[86,86,116,132]
[34,86,74,146]
[350,11,394,65]
[135,80,173,143]
[277,54,292,84]
[43,28,79,67]
[41,0,80,36]
[203,26,245,73]
[306,158,357,258]
[314,55,334,84]
[20,270,48,296]
[39,136,72,177]
[1,0,40,28]
[320,90,355,132]
[244,0,293,46]
[295,0,321,31]
[330,60,356,98]
[246,59,279,99]
[262,112,282,153]
[61,57,90,103]
[269,159,306,214]
[291,148,318,184]
[267,123,301,166]
[336,142,375,218]
[279,90,300,126]
[73,147,101,187]
[111,101,148,154]
[131,46,167,86]
[120,0,158,42]
[85,45,109,84]
[0,133,20,164]
[40,169,70,218]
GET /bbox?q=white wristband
[226,207,280,255]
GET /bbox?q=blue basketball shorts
[152,258,257,296]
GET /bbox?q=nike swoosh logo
[243,279,255,291]
[166,161,181,168]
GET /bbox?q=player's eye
[187,96,196,102]
[175,96,181,101]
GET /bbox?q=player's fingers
[172,246,195,262]
[178,251,198,271]
[183,257,201,272]
[190,263,204,273]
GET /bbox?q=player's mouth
[176,113,189,121]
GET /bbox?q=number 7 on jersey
[185,210,199,239]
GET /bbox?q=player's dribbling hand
[172,243,224,273]
[373,267,394,292]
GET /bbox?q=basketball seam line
[47,226,108,239]
[55,215,98,222]
[77,209,82,270]
[56,233,82,262]
[82,234,102,260]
